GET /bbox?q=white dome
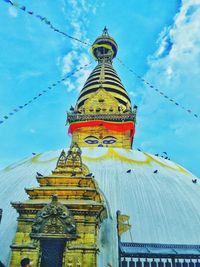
[0,147,200,264]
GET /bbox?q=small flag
[0,121,4,124]
[44,18,50,24]
[36,15,43,19]
[4,0,13,4]
[20,6,26,11]
[4,116,9,119]
[28,11,33,15]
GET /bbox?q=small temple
[10,143,107,266]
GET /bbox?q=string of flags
[117,58,199,119]
[2,0,199,120]
[3,0,90,46]
[0,63,91,125]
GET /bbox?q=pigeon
[153,170,158,174]
[163,152,168,155]
[126,169,131,173]
[36,172,43,177]
[192,179,197,184]
[164,156,168,159]
[32,152,36,155]
[86,173,93,177]
[71,171,76,177]
[155,153,159,156]
[137,148,141,151]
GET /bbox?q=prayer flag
[28,11,33,15]
[0,121,4,124]
[20,6,26,11]
[4,0,12,4]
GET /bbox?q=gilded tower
[68,27,137,149]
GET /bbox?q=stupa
[0,28,200,267]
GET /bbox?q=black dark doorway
[40,239,66,267]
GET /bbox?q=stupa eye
[102,136,117,144]
[84,136,99,145]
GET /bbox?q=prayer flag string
[0,63,91,125]
[117,58,199,119]
[2,0,199,120]
[3,0,90,46]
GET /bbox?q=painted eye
[103,139,117,144]
[85,139,99,144]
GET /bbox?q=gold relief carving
[83,88,120,115]
[42,217,64,234]
[30,195,76,239]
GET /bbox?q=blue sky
[0,0,200,177]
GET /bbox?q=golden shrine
[9,144,107,266]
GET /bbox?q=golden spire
[75,28,131,114]
[67,29,137,149]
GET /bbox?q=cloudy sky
[0,0,200,177]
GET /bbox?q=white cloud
[136,0,200,176]
[60,0,97,93]
[62,51,78,75]
[8,6,18,17]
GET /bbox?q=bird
[86,173,93,177]
[126,169,131,173]
[153,170,158,174]
[137,148,141,151]
[36,172,43,177]
[192,179,197,184]
[71,171,76,177]
[70,105,74,112]
[32,152,36,155]
[155,153,159,156]
[164,156,168,159]
[163,152,168,155]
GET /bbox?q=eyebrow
[84,136,99,140]
[103,136,117,140]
